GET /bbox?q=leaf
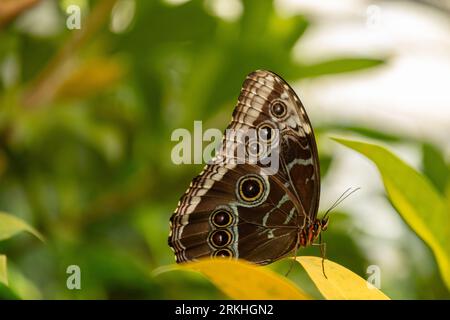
[296,57,385,78]
[319,154,333,178]
[422,143,450,195]
[0,283,20,300]
[318,124,404,143]
[0,255,7,286]
[333,138,450,289]
[297,257,389,300]
[5,262,42,299]
[0,212,44,242]
[181,258,311,300]
[268,14,309,50]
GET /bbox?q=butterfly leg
[319,233,327,279]
[312,234,328,279]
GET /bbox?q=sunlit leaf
[0,212,44,242]
[0,255,7,286]
[161,257,390,300]
[333,138,450,289]
[181,258,311,300]
[297,257,389,300]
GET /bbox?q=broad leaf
[0,212,44,242]
[297,256,389,300]
[180,259,310,300]
[159,257,391,300]
[422,143,450,195]
[333,138,450,289]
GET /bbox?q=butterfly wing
[169,70,320,265]
[269,73,321,225]
[169,163,299,264]
[229,70,321,226]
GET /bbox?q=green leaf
[422,143,450,195]
[0,212,44,242]
[317,124,404,143]
[297,57,385,78]
[7,263,43,299]
[333,138,450,289]
[268,14,309,51]
[0,255,7,286]
[319,154,333,178]
[0,283,20,300]
[297,257,390,300]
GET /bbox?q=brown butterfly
[168,70,328,265]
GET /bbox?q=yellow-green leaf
[297,256,390,300]
[182,258,311,300]
[0,255,7,286]
[0,212,44,242]
[333,138,450,289]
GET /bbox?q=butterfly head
[311,218,328,239]
[301,218,329,247]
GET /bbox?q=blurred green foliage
[0,0,448,299]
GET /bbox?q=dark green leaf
[422,143,450,195]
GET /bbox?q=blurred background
[0,0,449,299]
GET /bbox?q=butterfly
[168,70,328,266]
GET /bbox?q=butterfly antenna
[322,187,361,220]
